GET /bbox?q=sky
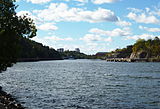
[15,0,160,54]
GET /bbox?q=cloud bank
[33,3,118,23]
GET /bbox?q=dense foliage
[0,0,37,72]
[132,37,160,58]
[97,37,160,60]
[18,37,62,60]
[0,30,19,71]
[103,45,133,59]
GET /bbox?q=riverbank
[17,58,63,62]
[106,58,160,62]
[0,86,25,109]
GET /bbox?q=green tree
[132,37,160,59]
[132,39,146,53]
[152,37,160,57]
[0,0,37,72]
[144,39,152,58]
[18,37,62,60]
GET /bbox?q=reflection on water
[0,60,160,109]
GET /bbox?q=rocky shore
[106,58,160,62]
[0,86,25,109]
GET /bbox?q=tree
[132,39,146,53]
[145,39,152,58]
[132,37,160,59]
[18,37,62,60]
[0,0,37,72]
[152,37,160,57]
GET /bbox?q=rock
[15,103,22,107]
[0,103,5,109]
[130,51,149,59]
[0,88,25,109]
[130,52,136,59]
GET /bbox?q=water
[0,60,160,109]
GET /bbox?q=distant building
[57,48,64,53]
[75,48,80,53]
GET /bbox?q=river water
[0,60,160,109]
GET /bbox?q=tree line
[96,37,160,60]
[132,37,160,59]
[18,37,62,60]
[60,51,95,59]
[0,0,61,72]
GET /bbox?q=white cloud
[116,20,132,27]
[80,34,113,42]
[127,12,160,24]
[92,0,120,4]
[26,0,51,4]
[26,0,120,5]
[128,7,160,17]
[33,3,118,23]
[37,23,58,31]
[145,7,150,13]
[61,0,119,4]
[139,25,160,32]
[127,7,160,24]
[84,43,109,54]
[89,27,132,37]
[127,8,143,13]
[80,34,102,42]
[126,34,160,40]
[80,27,131,43]
[45,36,74,41]
[80,27,131,49]
[64,0,87,2]
[104,37,112,42]
[153,9,160,16]
[148,8,160,16]
[75,0,87,2]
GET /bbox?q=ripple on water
[0,60,160,109]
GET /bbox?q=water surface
[0,60,160,109]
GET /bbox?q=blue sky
[16,0,160,54]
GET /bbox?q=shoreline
[17,58,160,63]
[0,86,25,109]
[106,58,160,62]
[17,58,63,62]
